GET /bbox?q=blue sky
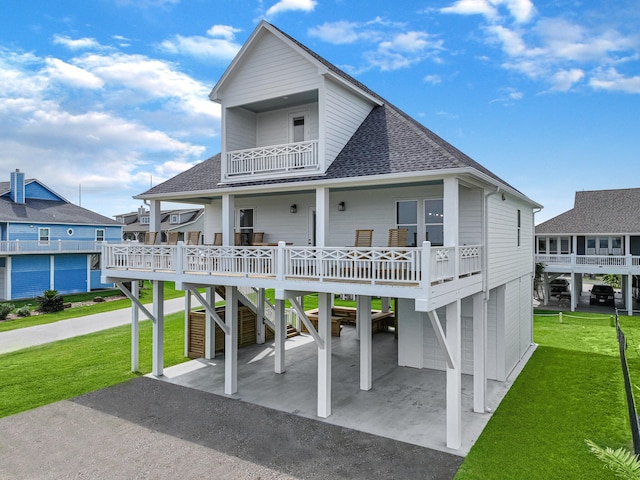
[1,0,638,223]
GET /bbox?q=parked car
[550,278,569,294]
[590,284,615,306]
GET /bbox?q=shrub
[16,306,31,317]
[36,290,65,313]
[0,303,15,320]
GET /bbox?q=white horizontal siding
[324,78,374,166]
[486,290,498,380]
[486,195,535,290]
[459,186,482,245]
[422,304,474,375]
[504,279,521,374]
[220,31,321,107]
[226,108,256,151]
[256,103,319,147]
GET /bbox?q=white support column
[257,288,266,344]
[627,273,633,316]
[131,280,139,372]
[472,292,486,413]
[443,177,459,247]
[225,286,238,395]
[222,194,235,245]
[317,292,332,418]
[184,289,191,358]
[315,187,329,247]
[358,295,372,391]
[446,299,462,450]
[274,298,286,374]
[205,286,215,359]
[151,280,164,377]
[149,200,161,242]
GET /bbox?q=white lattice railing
[535,253,640,270]
[225,140,319,177]
[0,239,108,254]
[103,242,483,287]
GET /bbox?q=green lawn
[0,312,185,418]
[0,282,185,333]
[455,311,638,480]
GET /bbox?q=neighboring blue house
[0,169,122,300]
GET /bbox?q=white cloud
[424,74,442,84]
[549,69,585,92]
[368,31,444,71]
[441,0,498,21]
[159,24,242,62]
[45,58,104,89]
[265,0,317,18]
[308,21,361,44]
[590,67,640,93]
[52,35,103,50]
[441,0,535,23]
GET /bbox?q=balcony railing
[536,253,640,270]
[225,140,319,178]
[103,242,482,289]
[0,239,108,254]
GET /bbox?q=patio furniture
[387,228,408,247]
[213,233,222,245]
[186,231,201,245]
[166,231,180,245]
[144,231,158,245]
[354,229,373,247]
[251,232,265,245]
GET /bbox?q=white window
[39,227,50,243]
[537,237,547,254]
[96,229,105,242]
[141,216,150,224]
[425,199,444,247]
[170,214,179,224]
[396,200,417,247]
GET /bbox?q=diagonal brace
[427,310,456,369]
[289,296,324,349]
[116,281,156,323]
[187,287,230,335]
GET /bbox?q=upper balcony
[535,253,640,273]
[226,140,319,178]
[0,240,107,255]
[102,242,483,308]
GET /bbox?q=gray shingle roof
[0,197,120,225]
[140,22,519,198]
[536,188,640,234]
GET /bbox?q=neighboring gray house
[536,188,640,314]
[101,21,541,451]
[115,207,203,243]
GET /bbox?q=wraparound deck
[103,242,483,308]
[536,253,640,273]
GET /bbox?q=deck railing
[103,242,482,288]
[225,140,319,178]
[536,253,640,270]
[0,239,108,254]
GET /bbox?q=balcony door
[288,111,308,143]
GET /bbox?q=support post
[473,292,486,413]
[358,295,372,391]
[275,298,286,374]
[131,280,139,372]
[446,299,462,450]
[184,289,191,358]
[257,288,266,344]
[205,286,215,359]
[151,280,164,377]
[317,292,332,418]
[225,286,238,395]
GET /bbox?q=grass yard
[455,311,639,480]
[0,311,186,419]
[0,281,185,333]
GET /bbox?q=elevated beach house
[536,188,640,314]
[101,21,541,450]
[0,169,122,300]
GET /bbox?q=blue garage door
[54,254,87,294]
[11,256,50,299]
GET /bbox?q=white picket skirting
[103,242,482,289]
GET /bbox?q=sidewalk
[0,297,192,355]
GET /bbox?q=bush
[0,303,15,320]
[16,306,31,317]
[36,290,65,313]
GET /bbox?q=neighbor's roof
[140,21,530,202]
[536,188,640,234]
[0,197,120,225]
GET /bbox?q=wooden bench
[302,306,394,336]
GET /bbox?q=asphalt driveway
[0,377,462,479]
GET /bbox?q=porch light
[290,204,297,213]
[338,201,345,212]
